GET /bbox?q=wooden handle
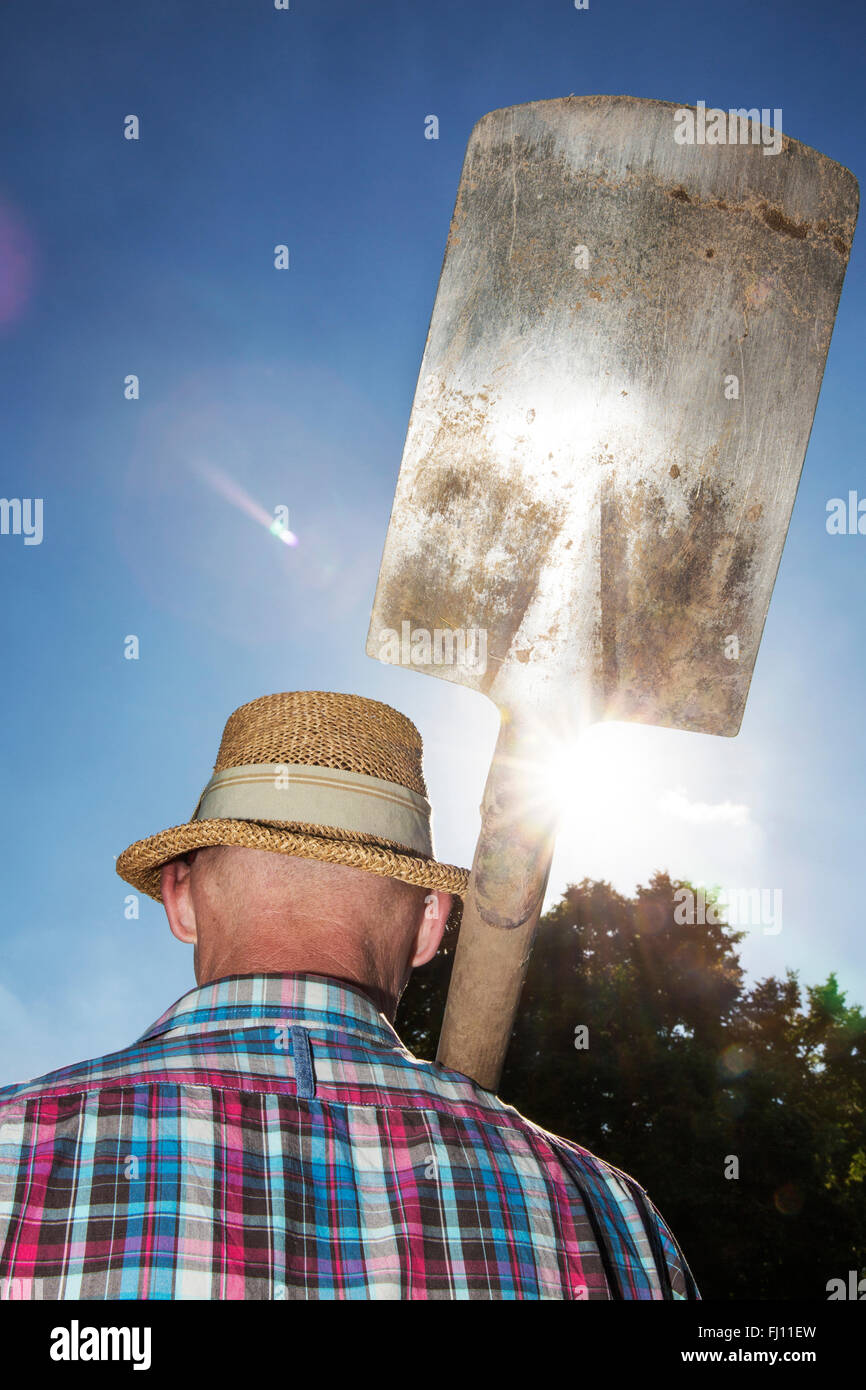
[435,712,559,1092]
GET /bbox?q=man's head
[161,846,452,1019]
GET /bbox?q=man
[0,690,698,1300]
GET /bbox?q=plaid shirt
[0,973,698,1300]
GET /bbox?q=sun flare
[526,720,650,825]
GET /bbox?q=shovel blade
[367,96,858,735]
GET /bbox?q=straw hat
[116,691,469,926]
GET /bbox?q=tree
[396,874,866,1300]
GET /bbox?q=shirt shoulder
[0,1043,141,1112]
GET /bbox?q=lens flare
[192,458,298,545]
[0,199,36,329]
[719,1044,754,1077]
[773,1182,804,1216]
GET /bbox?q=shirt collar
[138,972,403,1049]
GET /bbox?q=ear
[410,891,451,967]
[160,857,198,945]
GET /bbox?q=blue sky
[0,0,863,1083]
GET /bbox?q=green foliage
[396,872,866,1300]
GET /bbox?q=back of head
[189,844,428,940]
[172,845,435,1015]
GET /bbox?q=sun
[499,717,647,830]
[544,720,664,828]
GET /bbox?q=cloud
[658,786,754,827]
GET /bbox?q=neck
[194,940,403,1020]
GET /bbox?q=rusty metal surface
[367,95,858,735]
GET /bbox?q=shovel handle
[435,712,559,1092]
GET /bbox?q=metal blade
[367,96,857,735]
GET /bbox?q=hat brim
[116,818,468,929]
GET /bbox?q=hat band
[191,763,434,858]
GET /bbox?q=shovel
[366,96,858,1092]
